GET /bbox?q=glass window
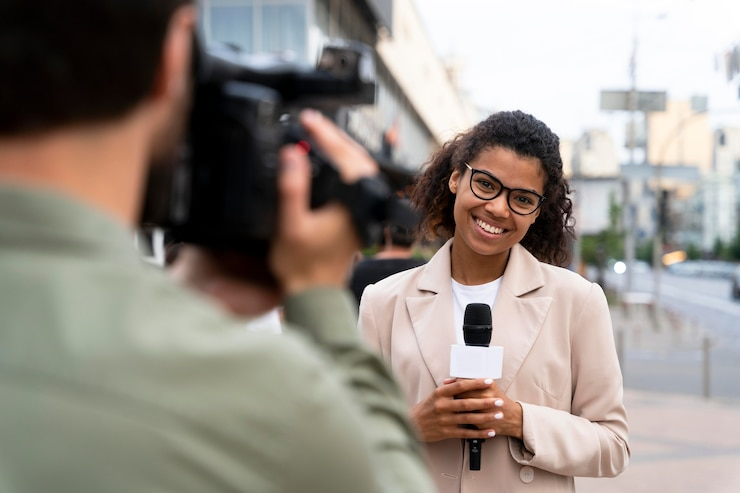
[262,5,307,58]
[210,5,254,52]
[204,0,309,61]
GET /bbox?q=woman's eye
[476,179,494,190]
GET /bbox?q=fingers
[275,145,312,238]
[441,397,501,415]
[270,141,358,294]
[438,377,496,397]
[457,427,498,440]
[298,109,377,182]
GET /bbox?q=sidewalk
[577,388,740,493]
[577,296,740,492]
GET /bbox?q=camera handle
[284,124,396,248]
[310,159,391,247]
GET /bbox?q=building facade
[647,99,712,173]
[197,0,475,179]
[700,127,740,250]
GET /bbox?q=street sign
[600,90,667,112]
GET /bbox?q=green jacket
[0,184,433,493]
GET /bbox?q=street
[601,266,740,402]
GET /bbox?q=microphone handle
[468,437,483,470]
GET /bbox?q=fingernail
[294,140,310,155]
[494,412,504,420]
[282,150,301,169]
[301,108,320,123]
[494,399,504,407]
[484,378,493,385]
[487,431,496,437]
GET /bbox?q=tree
[712,237,731,260]
[580,192,624,266]
[685,243,702,260]
[729,217,740,261]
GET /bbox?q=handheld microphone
[462,303,492,471]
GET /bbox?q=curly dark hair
[410,110,574,267]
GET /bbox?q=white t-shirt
[451,277,502,345]
[244,308,283,334]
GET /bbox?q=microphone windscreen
[464,303,491,326]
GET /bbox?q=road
[605,268,740,343]
[601,267,740,402]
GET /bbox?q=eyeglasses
[464,163,546,216]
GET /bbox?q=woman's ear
[448,168,460,194]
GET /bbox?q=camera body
[141,39,391,255]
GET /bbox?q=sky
[412,0,740,142]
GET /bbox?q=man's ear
[448,168,460,194]
[150,6,196,101]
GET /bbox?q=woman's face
[448,146,546,263]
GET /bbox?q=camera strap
[330,171,392,247]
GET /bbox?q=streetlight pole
[651,97,708,317]
[624,35,638,295]
[652,159,664,319]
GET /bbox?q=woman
[359,111,629,492]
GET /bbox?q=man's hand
[269,109,378,295]
[170,109,379,313]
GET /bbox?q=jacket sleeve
[509,282,630,477]
[282,287,434,493]
[357,283,383,355]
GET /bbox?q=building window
[202,0,309,62]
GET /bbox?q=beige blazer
[359,239,629,492]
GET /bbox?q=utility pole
[601,27,666,299]
[624,35,638,295]
[651,96,707,319]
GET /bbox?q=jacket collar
[0,183,140,263]
[407,239,553,391]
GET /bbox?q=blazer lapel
[406,240,457,387]
[404,241,553,391]
[492,244,553,392]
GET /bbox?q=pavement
[576,297,740,492]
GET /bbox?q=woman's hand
[455,380,524,440]
[410,378,504,443]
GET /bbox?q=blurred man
[0,1,433,491]
[350,204,427,305]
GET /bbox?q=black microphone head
[463,303,492,347]
[464,303,491,326]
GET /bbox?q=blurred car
[732,265,740,300]
[667,260,737,279]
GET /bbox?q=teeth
[476,219,504,234]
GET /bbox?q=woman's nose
[484,192,510,217]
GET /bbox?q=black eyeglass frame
[464,163,546,216]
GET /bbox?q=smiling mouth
[475,218,506,235]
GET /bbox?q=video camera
[141,38,405,256]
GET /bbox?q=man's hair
[387,224,415,248]
[0,0,193,136]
